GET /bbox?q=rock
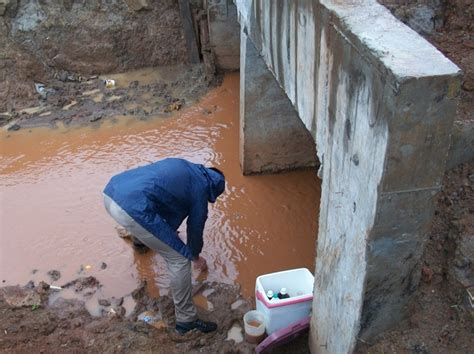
[63,276,100,292]
[164,99,184,113]
[406,5,437,35]
[0,0,10,16]
[0,286,41,307]
[113,306,126,317]
[129,80,139,89]
[7,123,20,131]
[99,299,111,307]
[108,306,126,318]
[47,269,61,282]
[115,226,132,239]
[100,262,107,270]
[452,232,474,288]
[125,0,151,11]
[462,78,474,92]
[90,113,103,122]
[25,280,35,289]
[35,281,50,295]
[71,318,84,328]
[110,297,124,307]
[421,265,434,283]
[230,298,246,310]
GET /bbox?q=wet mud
[0,64,214,130]
[0,278,309,353]
[0,73,321,302]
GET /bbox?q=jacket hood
[202,166,225,203]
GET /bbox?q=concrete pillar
[234,1,461,352]
[239,30,317,175]
[178,0,200,64]
[207,0,241,71]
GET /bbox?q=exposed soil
[357,2,474,351]
[1,1,472,352]
[0,64,217,130]
[0,0,188,111]
[379,0,474,123]
[358,161,474,352]
[0,278,308,353]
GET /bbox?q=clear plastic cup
[243,310,265,344]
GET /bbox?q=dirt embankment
[0,0,188,111]
[359,161,474,352]
[0,278,308,353]
[361,2,474,351]
[379,0,474,123]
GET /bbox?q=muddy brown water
[0,74,321,300]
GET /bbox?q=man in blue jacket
[103,158,225,334]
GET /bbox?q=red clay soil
[0,279,309,353]
[380,0,474,122]
[358,161,474,353]
[426,1,473,123]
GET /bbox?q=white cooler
[255,268,314,334]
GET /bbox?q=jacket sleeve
[186,196,208,259]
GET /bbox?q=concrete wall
[240,30,317,174]
[235,0,461,352]
[207,0,240,70]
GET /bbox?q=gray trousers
[103,194,197,323]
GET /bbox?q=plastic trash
[49,285,62,290]
[138,311,165,329]
[35,83,48,99]
[164,100,183,113]
[104,79,116,88]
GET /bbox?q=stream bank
[0,277,308,353]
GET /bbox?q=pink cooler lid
[255,316,310,354]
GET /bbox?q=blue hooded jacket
[103,158,225,260]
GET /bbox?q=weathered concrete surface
[179,0,200,64]
[235,0,461,352]
[207,0,240,70]
[240,30,317,175]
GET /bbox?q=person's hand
[193,256,208,272]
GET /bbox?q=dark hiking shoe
[175,319,217,335]
[131,236,150,254]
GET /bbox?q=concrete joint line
[381,186,441,196]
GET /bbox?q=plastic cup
[243,310,265,344]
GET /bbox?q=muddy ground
[0,63,218,131]
[0,277,308,353]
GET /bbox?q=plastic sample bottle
[266,290,274,301]
[278,287,290,299]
